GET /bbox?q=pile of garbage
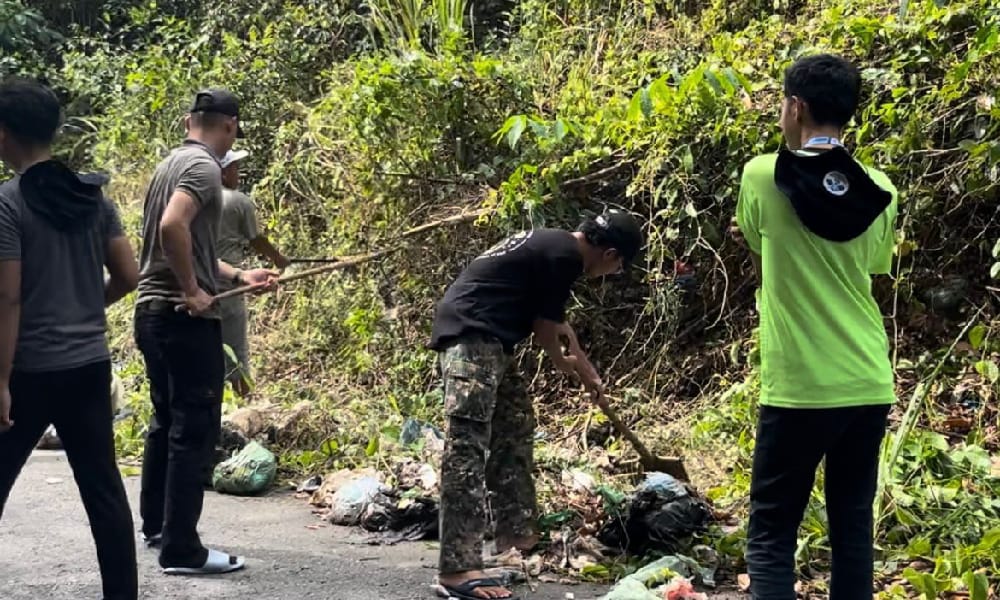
[597,473,713,555]
[303,419,446,545]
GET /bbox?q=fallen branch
[214,206,493,301]
[396,206,490,240]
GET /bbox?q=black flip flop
[434,578,520,600]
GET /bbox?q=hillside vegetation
[3,0,1000,595]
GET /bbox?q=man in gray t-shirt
[215,149,289,395]
[136,141,224,309]
[0,78,139,600]
[134,89,276,576]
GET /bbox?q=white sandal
[163,548,245,575]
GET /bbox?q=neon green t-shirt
[736,153,898,409]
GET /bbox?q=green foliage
[7,0,1000,590]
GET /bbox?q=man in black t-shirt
[430,210,643,600]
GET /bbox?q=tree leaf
[963,571,988,600]
[903,568,938,598]
[554,118,568,141]
[504,115,527,149]
[681,146,694,172]
[969,323,987,350]
[365,436,379,457]
[974,359,999,384]
[991,238,1000,259]
[991,262,1000,279]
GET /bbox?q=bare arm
[160,190,202,297]
[0,260,20,386]
[533,319,575,373]
[216,259,240,283]
[553,321,603,398]
[105,236,139,306]
[249,236,289,269]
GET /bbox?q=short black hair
[783,54,861,128]
[0,78,61,146]
[188,111,231,130]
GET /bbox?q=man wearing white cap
[217,149,289,396]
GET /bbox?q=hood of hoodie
[19,160,109,233]
[773,146,892,243]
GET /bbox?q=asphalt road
[1,451,609,600]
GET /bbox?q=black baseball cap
[594,209,644,265]
[190,88,244,138]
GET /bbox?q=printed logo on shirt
[823,171,850,196]
[476,230,533,260]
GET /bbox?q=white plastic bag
[328,476,385,525]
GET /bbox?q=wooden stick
[213,247,399,301]
[396,207,490,240]
[211,206,491,302]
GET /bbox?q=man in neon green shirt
[735,53,897,599]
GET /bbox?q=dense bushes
[4,0,1000,592]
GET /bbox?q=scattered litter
[484,548,524,569]
[212,441,277,496]
[37,425,62,451]
[360,491,438,543]
[597,472,712,555]
[297,475,323,494]
[399,418,443,446]
[328,476,386,526]
[601,556,707,600]
[561,468,597,493]
[45,477,64,485]
[310,468,382,507]
[737,574,751,592]
[663,576,707,600]
[395,460,438,493]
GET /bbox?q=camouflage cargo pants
[438,339,537,574]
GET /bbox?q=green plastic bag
[212,441,277,496]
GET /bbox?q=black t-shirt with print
[429,228,584,352]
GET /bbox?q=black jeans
[135,304,224,568]
[746,404,890,600]
[0,360,138,600]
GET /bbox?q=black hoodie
[0,159,120,372]
[19,159,110,234]
[773,146,892,242]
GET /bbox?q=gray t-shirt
[137,141,223,307]
[0,176,124,372]
[216,189,259,280]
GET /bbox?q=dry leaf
[738,573,751,591]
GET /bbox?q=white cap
[220,149,249,168]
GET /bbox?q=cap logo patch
[823,171,850,196]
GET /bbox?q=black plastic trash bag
[597,472,712,555]
[360,491,439,545]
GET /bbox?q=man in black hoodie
[0,78,140,599]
